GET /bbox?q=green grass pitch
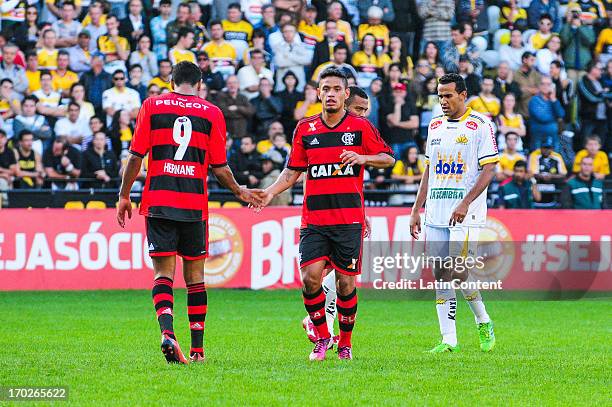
[1,290,609,405]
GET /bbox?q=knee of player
[301,272,321,292]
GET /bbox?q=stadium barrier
[0,208,611,291]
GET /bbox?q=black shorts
[146,217,208,260]
[299,224,363,275]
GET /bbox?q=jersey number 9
[173,116,192,161]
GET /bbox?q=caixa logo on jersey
[341,132,356,145]
[308,163,361,179]
[466,121,478,130]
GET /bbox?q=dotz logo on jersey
[309,162,358,179]
[434,152,465,181]
[466,121,478,130]
[455,134,469,145]
[205,214,244,286]
[341,132,356,145]
[430,120,442,130]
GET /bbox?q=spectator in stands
[258,152,291,205]
[528,0,561,32]
[578,61,609,145]
[387,34,413,80]
[83,115,109,151]
[81,131,119,188]
[243,28,271,66]
[319,1,353,45]
[127,64,147,102]
[70,84,94,124]
[294,81,322,121]
[67,31,93,75]
[37,29,59,71]
[514,51,541,118]
[222,3,253,63]
[561,156,606,209]
[358,0,395,24]
[80,53,112,115]
[528,76,565,151]
[529,142,567,208]
[366,77,383,128]
[102,69,141,126]
[467,76,500,120]
[253,4,277,53]
[411,58,433,96]
[129,35,158,85]
[237,49,274,100]
[418,0,454,52]
[43,136,82,190]
[572,135,610,179]
[13,130,44,189]
[12,95,52,154]
[560,5,596,84]
[256,121,285,153]
[276,70,302,138]
[357,6,390,51]
[251,77,283,137]
[536,34,564,77]
[389,145,423,204]
[97,15,130,74]
[499,160,541,208]
[381,63,404,102]
[415,76,439,140]
[82,2,107,52]
[272,22,311,92]
[13,5,40,53]
[457,55,481,97]
[497,93,526,151]
[0,130,17,199]
[0,43,27,95]
[352,33,390,89]
[148,59,173,91]
[203,20,238,80]
[594,14,612,65]
[297,5,323,53]
[229,135,263,188]
[24,51,40,95]
[312,20,345,72]
[500,0,528,31]
[493,61,522,101]
[109,109,133,155]
[188,1,208,53]
[52,1,81,49]
[52,51,79,101]
[150,0,173,61]
[169,27,197,65]
[528,14,554,51]
[311,42,357,83]
[166,3,193,50]
[496,132,526,182]
[441,24,481,75]
[456,0,488,36]
[119,0,150,51]
[550,60,574,120]
[54,102,92,149]
[499,29,526,71]
[381,82,419,157]
[0,79,21,124]
[215,74,254,139]
[198,51,225,94]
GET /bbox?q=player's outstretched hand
[409,211,421,240]
[449,201,469,227]
[248,190,274,212]
[340,149,366,166]
[117,197,132,228]
[237,186,266,206]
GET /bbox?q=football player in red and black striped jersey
[256,68,395,361]
[117,61,263,364]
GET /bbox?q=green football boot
[427,342,460,353]
[478,321,496,352]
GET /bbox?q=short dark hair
[585,60,600,73]
[159,0,171,5]
[438,73,467,94]
[68,101,80,110]
[0,78,13,86]
[333,42,349,54]
[521,51,535,61]
[19,130,34,140]
[319,67,348,88]
[112,69,125,77]
[129,63,143,71]
[159,58,172,66]
[228,2,241,10]
[39,70,52,80]
[177,3,190,12]
[62,0,75,8]
[539,13,552,22]
[172,61,202,86]
[209,19,223,29]
[0,129,7,138]
[252,28,265,39]
[550,60,563,69]
[58,49,69,57]
[347,85,368,105]
[177,26,194,40]
[450,23,465,34]
[514,160,527,171]
[23,95,38,104]
[249,48,264,58]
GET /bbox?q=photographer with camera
[560,5,596,85]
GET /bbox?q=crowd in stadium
[0,0,610,209]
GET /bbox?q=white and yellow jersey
[424,108,499,227]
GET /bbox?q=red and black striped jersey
[287,112,394,227]
[129,92,227,222]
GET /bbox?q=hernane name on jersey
[424,108,499,227]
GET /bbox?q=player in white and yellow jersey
[410,73,497,354]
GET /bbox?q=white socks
[435,288,457,346]
[322,271,337,336]
[461,288,490,324]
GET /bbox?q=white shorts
[424,225,481,258]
